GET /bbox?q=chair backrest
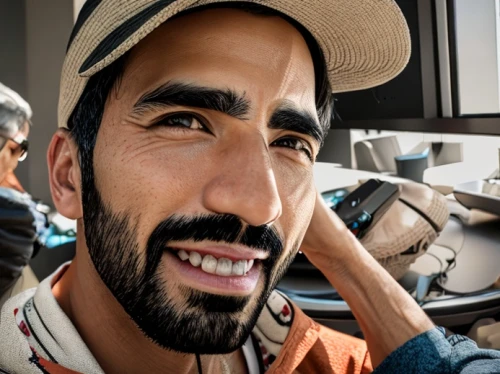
[432,142,463,167]
[354,136,402,173]
[29,241,76,281]
[354,141,379,172]
[410,142,464,168]
[0,266,39,309]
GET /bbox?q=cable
[435,246,458,283]
[422,244,458,280]
[425,252,444,272]
[196,353,203,374]
[415,244,464,305]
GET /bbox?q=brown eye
[160,113,205,130]
[272,137,313,161]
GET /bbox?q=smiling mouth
[167,248,257,277]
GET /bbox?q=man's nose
[202,135,282,227]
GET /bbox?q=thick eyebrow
[132,82,250,120]
[269,105,324,145]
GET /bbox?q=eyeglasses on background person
[0,133,29,161]
[0,105,30,162]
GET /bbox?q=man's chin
[160,335,250,355]
[142,306,257,355]
[133,282,269,354]
[182,286,253,314]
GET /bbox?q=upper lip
[166,242,269,262]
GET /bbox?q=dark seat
[29,241,76,281]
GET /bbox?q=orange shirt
[267,301,372,373]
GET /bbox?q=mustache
[146,214,284,274]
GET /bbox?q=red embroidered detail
[256,336,274,371]
[19,320,30,337]
[260,344,268,355]
[281,304,290,317]
[14,308,19,316]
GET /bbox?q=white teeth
[201,255,217,274]
[232,260,246,276]
[189,251,202,267]
[179,250,257,277]
[216,258,233,276]
[178,249,190,261]
[246,259,254,273]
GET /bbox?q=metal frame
[418,0,439,119]
[332,117,500,136]
[446,0,461,118]
[435,0,453,117]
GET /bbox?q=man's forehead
[127,8,313,71]
[146,7,305,47]
[119,7,317,113]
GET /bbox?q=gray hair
[0,83,32,137]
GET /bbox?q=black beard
[80,165,295,353]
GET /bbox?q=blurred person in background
[0,83,30,191]
[0,83,48,307]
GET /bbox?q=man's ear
[47,129,83,219]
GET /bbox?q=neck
[52,242,246,374]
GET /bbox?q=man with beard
[1,0,500,373]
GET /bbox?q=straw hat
[58,0,411,128]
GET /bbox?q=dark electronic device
[334,179,400,239]
[289,179,400,275]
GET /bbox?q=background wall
[25,0,73,204]
[73,0,86,21]
[0,0,29,187]
[0,0,73,204]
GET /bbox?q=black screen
[333,0,425,121]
